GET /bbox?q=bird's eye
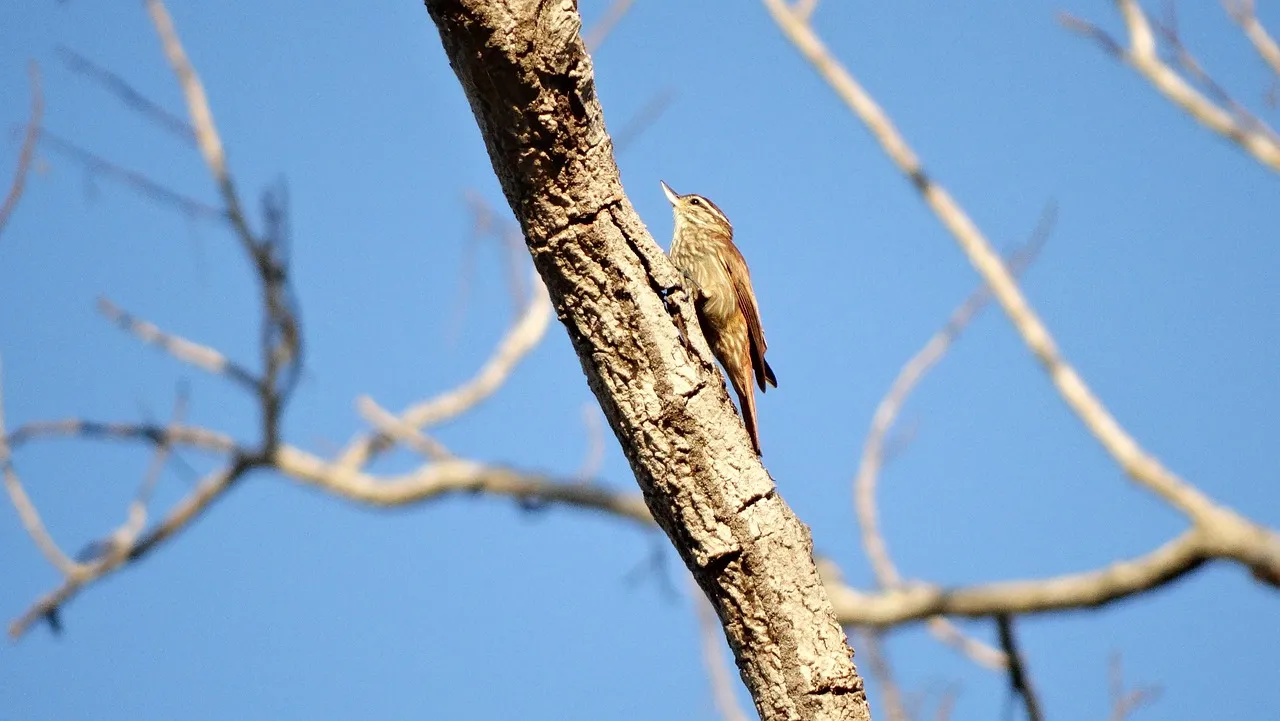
[690,198,702,206]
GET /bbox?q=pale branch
[823,529,1213,626]
[9,460,250,639]
[4,418,238,456]
[0,62,44,241]
[421,1,868,718]
[145,0,254,247]
[764,0,1280,591]
[8,0,303,638]
[0,362,90,578]
[852,206,1054,671]
[1059,0,1280,173]
[146,0,303,446]
[98,296,259,389]
[995,615,1043,721]
[339,270,553,470]
[921,617,1006,671]
[356,397,453,461]
[1152,6,1274,139]
[275,444,654,524]
[1224,0,1280,78]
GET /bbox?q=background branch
[0,62,43,241]
[1060,1,1280,173]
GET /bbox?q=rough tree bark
[421,1,869,719]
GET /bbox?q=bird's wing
[722,240,776,392]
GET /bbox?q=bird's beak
[660,180,679,206]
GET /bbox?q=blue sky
[3,2,1278,719]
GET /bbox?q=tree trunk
[421,2,870,719]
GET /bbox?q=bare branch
[923,617,1007,670]
[612,87,677,153]
[57,46,196,143]
[765,0,1280,595]
[0,360,90,577]
[9,460,250,639]
[39,130,224,221]
[0,62,43,242]
[145,0,255,247]
[581,0,635,52]
[1060,1,1280,173]
[851,628,908,721]
[852,205,1053,670]
[824,529,1210,626]
[1224,0,1280,77]
[356,396,453,461]
[339,271,552,470]
[98,297,259,388]
[853,206,1054,667]
[276,444,653,524]
[4,418,237,455]
[1151,8,1275,138]
[693,581,751,721]
[576,402,606,483]
[995,615,1043,721]
[1108,653,1162,721]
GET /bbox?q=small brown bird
[662,181,777,455]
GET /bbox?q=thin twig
[147,0,302,452]
[145,0,255,247]
[98,297,259,388]
[612,87,676,153]
[855,204,1055,587]
[851,628,908,721]
[277,444,654,523]
[692,579,751,721]
[356,396,452,461]
[582,0,635,52]
[39,131,224,221]
[1060,1,1280,173]
[339,271,552,470]
[1224,0,1280,77]
[1152,8,1276,140]
[851,205,1055,670]
[0,62,44,241]
[4,418,237,455]
[9,460,251,639]
[0,360,88,577]
[995,615,1043,721]
[57,46,196,142]
[1108,653,1162,721]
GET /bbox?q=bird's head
[661,181,733,235]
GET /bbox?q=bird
[661,180,776,455]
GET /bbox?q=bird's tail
[733,379,763,457]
